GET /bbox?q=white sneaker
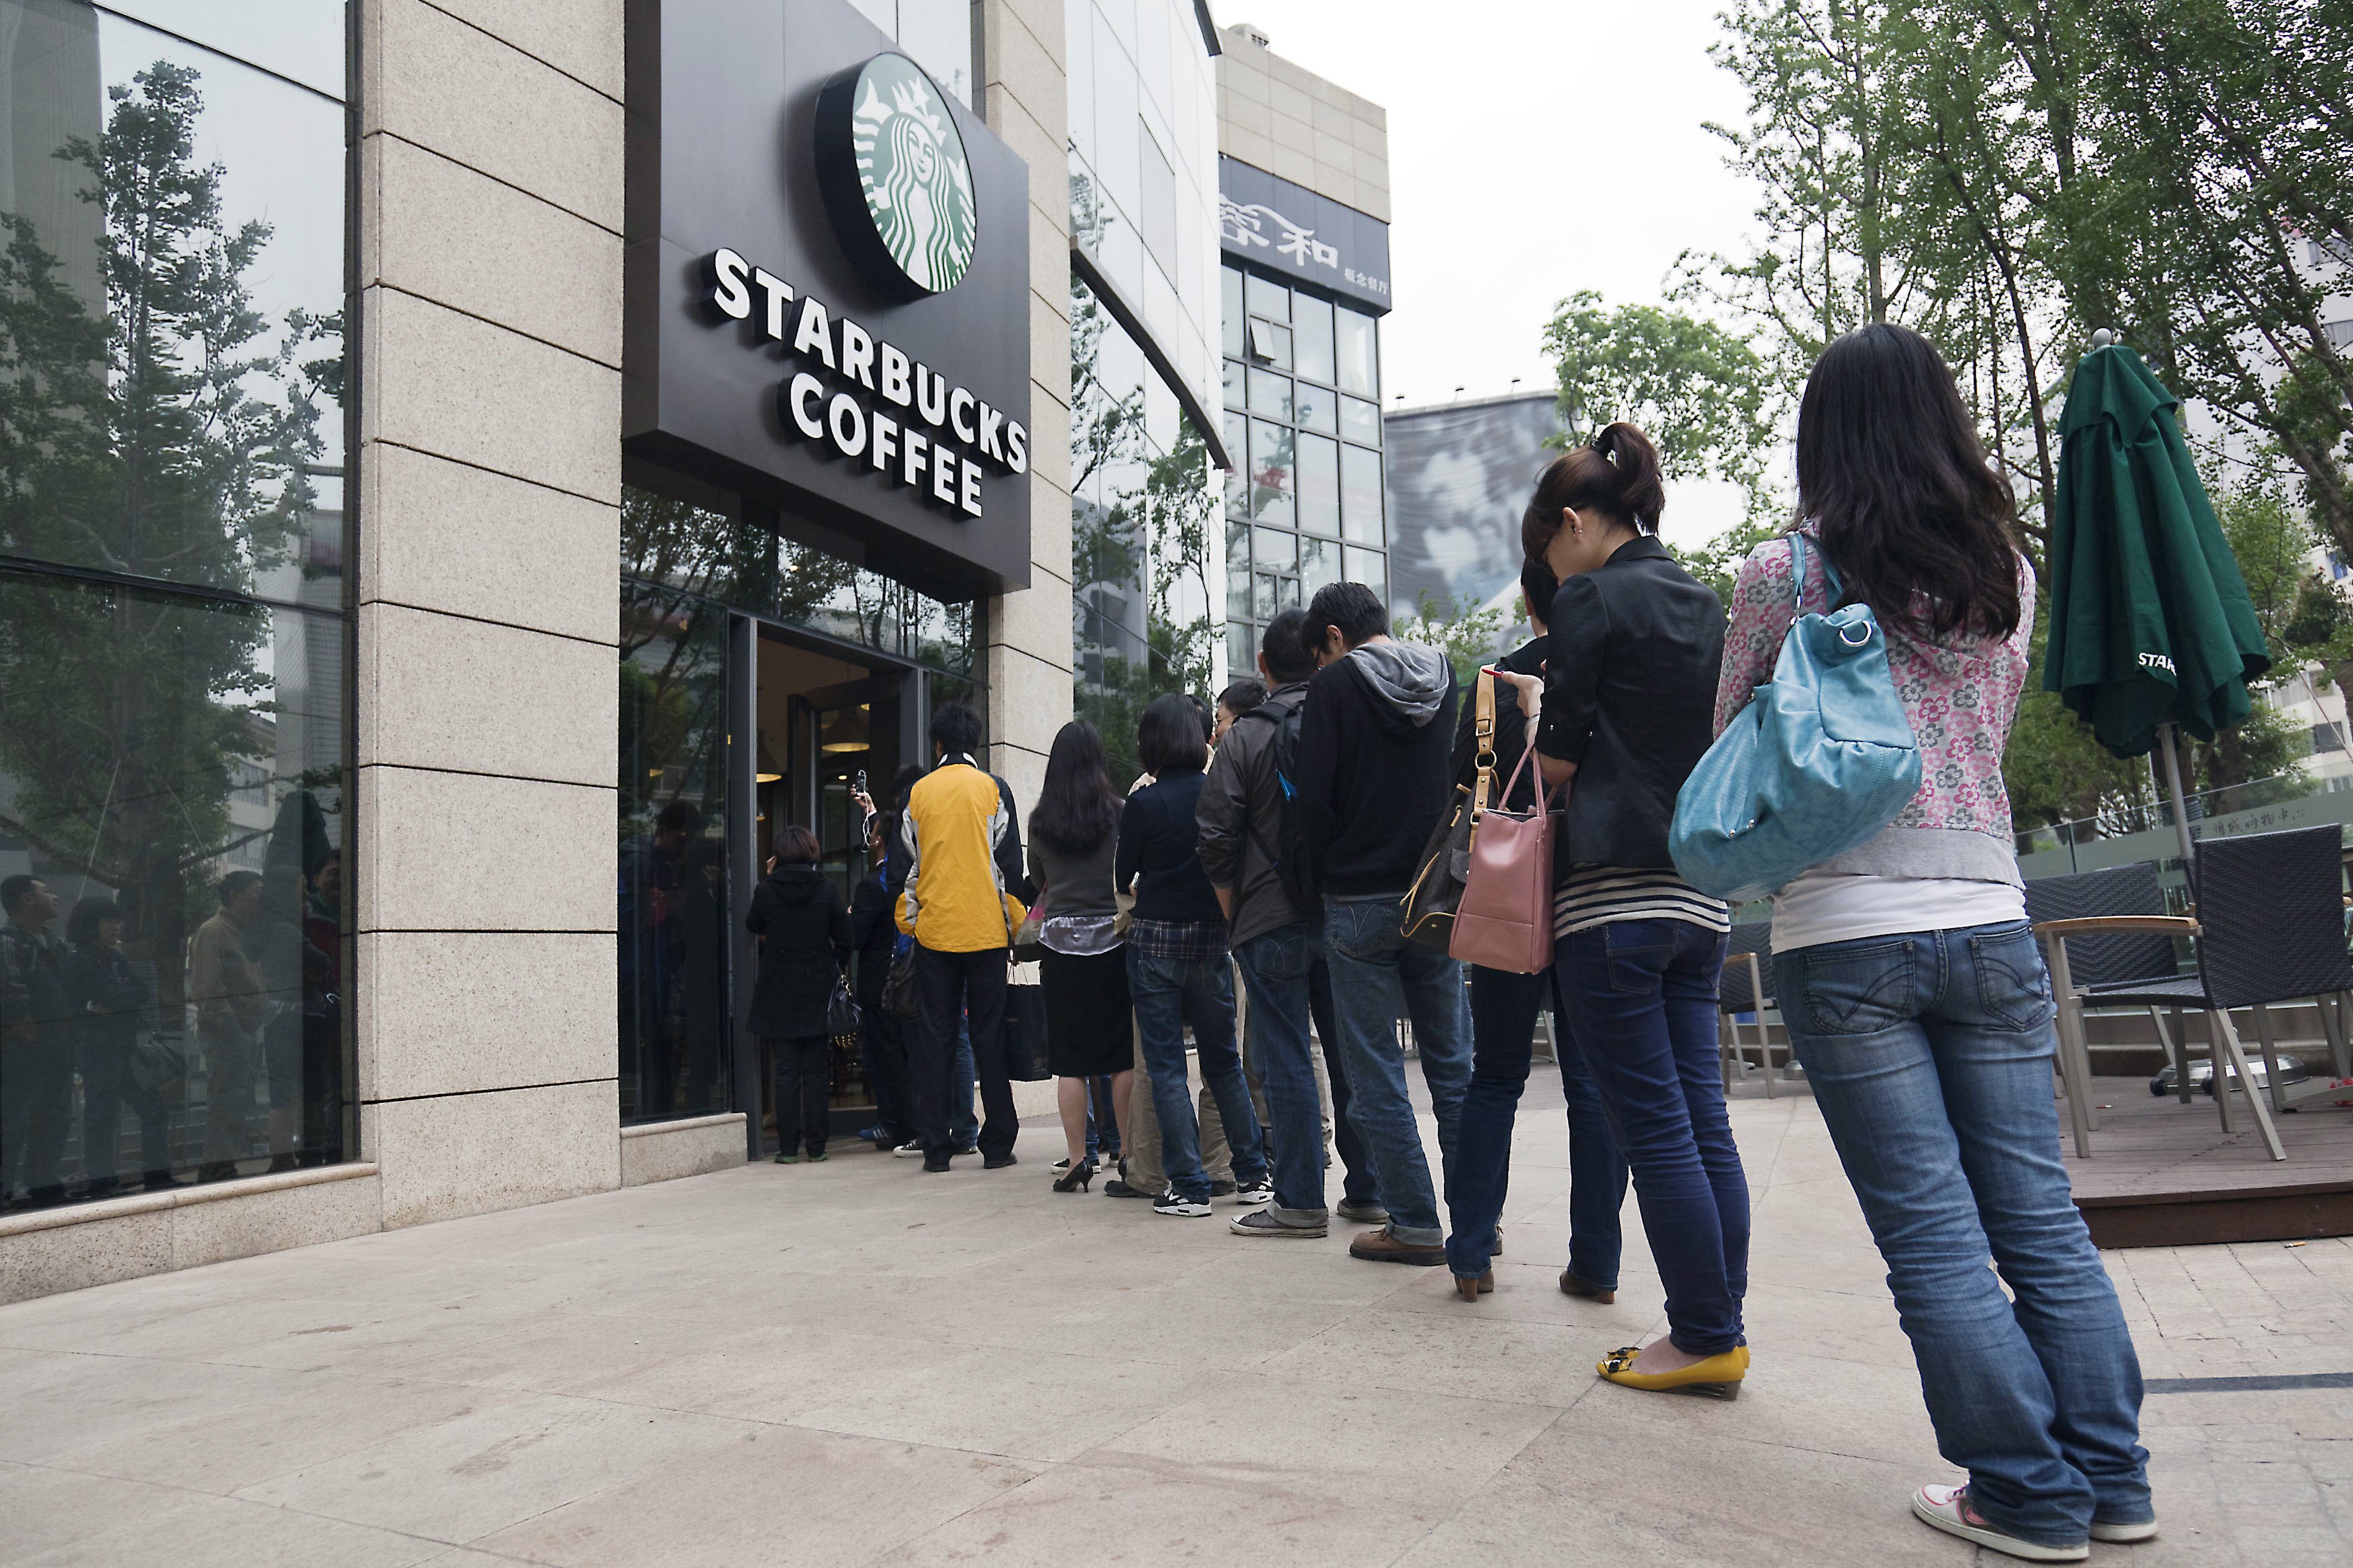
[1231,1178,1274,1206]
[1911,1485,2087,1562]
[892,1140,924,1157]
[2089,1519,2159,1544]
[1151,1190,1211,1218]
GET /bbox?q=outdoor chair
[2034,826,2353,1163]
[2026,864,2182,1156]
[1718,921,1782,1097]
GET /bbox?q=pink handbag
[1447,735,1559,974]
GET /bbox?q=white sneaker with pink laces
[1911,1484,2088,1562]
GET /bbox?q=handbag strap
[1489,736,1561,818]
[1788,530,1846,622]
[1471,666,1499,815]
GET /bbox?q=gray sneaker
[1335,1198,1389,1225]
[1230,1209,1326,1238]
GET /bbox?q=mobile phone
[855,769,868,796]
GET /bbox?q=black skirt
[1040,945,1132,1078]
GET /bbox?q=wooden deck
[2065,1075,2353,1247]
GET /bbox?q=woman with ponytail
[1718,325,2150,1561]
[1512,422,1751,1400]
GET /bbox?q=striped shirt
[1553,866,1731,938]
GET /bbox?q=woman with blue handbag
[1711,325,2150,1563]
[1517,423,1750,1401]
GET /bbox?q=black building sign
[1217,155,1392,316]
[624,0,1033,596]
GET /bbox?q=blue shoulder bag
[1669,534,1921,903]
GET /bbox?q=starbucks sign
[815,52,978,300]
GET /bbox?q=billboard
[1384,393,1564,624]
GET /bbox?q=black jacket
[848,869,898,1007]
[744,866,851,1038]
[1296,649,1460,898]
[1451,634,1548,801]
[1195,679,1311,946]
[1115,772,1224,924]
[1536,536,1725,872]
[65,942,149,1058]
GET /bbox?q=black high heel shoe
[1053,1157,1097,1193]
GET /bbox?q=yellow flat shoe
[1597,1343,1746,1400]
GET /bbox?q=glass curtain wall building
[1221,265,1384,668]
[1066,0,1222,782]
[0,0,352,1212]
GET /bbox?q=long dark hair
[1030,720,1121,856]
[1519,421,1667,563]
[1796,323,2021,641]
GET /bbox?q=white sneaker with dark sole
[1911,1485,2087,1562]
[1151,1191,1211,1218]
[2089,1520,2159,1544]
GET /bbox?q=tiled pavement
[1,1075,2348,1567]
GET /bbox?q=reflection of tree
[0,61,336,1009]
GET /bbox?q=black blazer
[1536,536,1725,872]
[744,866,850,1038]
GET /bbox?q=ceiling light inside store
[821,705,871,754]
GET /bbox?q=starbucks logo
[814,53,978,300]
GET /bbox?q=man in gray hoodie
[1292,582,1471,1266]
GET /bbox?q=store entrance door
[731,622,927,1156]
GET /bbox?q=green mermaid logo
[844,54,976,296]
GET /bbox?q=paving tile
[789,1346,1211,1463]
[476,1425,1039,1567]
[10,1475,448,1568]
[235,1393,750,1542]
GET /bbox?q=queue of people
[740,323,2149,1563]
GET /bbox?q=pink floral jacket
[1713,529,2035,880]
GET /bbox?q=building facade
[1212,23,1393,665]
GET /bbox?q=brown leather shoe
[1349,1227,1446,1266]
[1453,1270,1495,1301]
[1558,1269,1616,1304]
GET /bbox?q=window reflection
[0,571,349,1202]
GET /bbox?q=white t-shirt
[1768,872,2027,954]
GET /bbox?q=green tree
[1394,590,1509,691]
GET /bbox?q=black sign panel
[1218,155,1392,315]
[624,0,1033,596]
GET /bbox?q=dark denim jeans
[1323,895,1471,1246]
[1234,921,1330,1223]
[1444,964,1628,1282]
[1554,917,1746,1355]
[1775,921,2151,1547]
[1127,946,1266,1201]
[1308,955,1380,1207]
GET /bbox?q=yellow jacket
[897,759,1027,952]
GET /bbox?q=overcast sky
[1215,1,1763,544]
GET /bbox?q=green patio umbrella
[2043,337,2272,858]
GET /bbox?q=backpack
[1236,696,1314,913]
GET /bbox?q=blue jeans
[1234,921,1330,1224]
[1323,895,1472,1246]
[1774,921,2151,1547]
[1554,918,1746,1354]
[1445,964,1628,1282]
[1126,946,1266,1201]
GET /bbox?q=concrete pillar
[354,0,625,1226]
[978,0,1072,813]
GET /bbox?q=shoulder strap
[1470,667,1498,815]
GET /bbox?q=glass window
[1222,357,1244,410]
[1299,533,1341,595]
[1221,264,1244,358]
[1246,272,1289,323]
[1341,444,1385,544]
[1343,545,1386,600]
[1253,527,1298,571]
[1227,620,1254,671]
[0,569,352,1202]
[1252,572,1282,619]
[1342,395,1383,447]
[1246,366,1293,421]
[1295,380,1337,435]
[1248,418,1293,526]
[1296,433,1341,536]
[1226,557,1250,619]
[898,0,976,106]
[1222,410,1247,515]
[618,599,733,1124]
[1293,294,1336,386]
[1,6,348,600]
[1337,306,1379,399]
[1245,315,1291,370]
[1138,123,1176,284]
